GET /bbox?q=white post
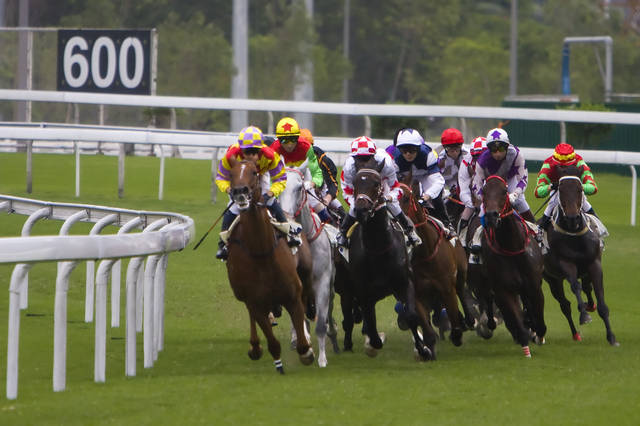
[630,165,637,226]
[144,254,160,368]
[19,207,50,309]
[75,142,80,197]
[125,257,144,377]
[111,217,143,328]
[158,145,165,200]
[6,266,29,400]
[86,214,118,323]
[95,259,116,383]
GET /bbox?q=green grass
[0,152,639,425]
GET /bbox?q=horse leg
[588,259,619,346]
[284,294,315,366]
[413,300,436,361]
[326,284,341,354]
[495,292,531,357]
[339,290,355,352]
[442,278,464,347]
[247,308,263,361]
[251,307,285,373]
[314,269,333,367]
[559,260,591,325]
[582,276,597,312]
[361,303,384,356]
[544,273,580,340]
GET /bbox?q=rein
[398,182,444,262]
[285,167,325,242]
[483,175,532,256]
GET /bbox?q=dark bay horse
[397,180,473,348]
[481,175,546,357]
[224,158,314,373]
[542,166,618,345]
[340,160,432,360]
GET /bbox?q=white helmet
[396,128,424,147]
[486,128,510,146]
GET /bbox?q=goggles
[398,145,419,154]
[489,143,508,153]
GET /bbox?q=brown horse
[397,180,472,347]
[481,175,546,357]
[224,158,314,373]
[542,166,618,345]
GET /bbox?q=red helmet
[441,128,464,146]
[552,143,577,165]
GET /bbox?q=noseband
[354,168,384,213]
[484,175,514,218]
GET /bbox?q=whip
[533,189,556,217]
[192,202,234,250]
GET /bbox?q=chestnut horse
[224,158,314,373]
[340,160,432,360]
[481,175,546,357]
[542,166,618,345]
[397,179,472,348]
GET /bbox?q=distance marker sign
[57,29,152,94]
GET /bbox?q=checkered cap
[470,137,487,156]
[238,126,264,149]
[350,136,377,156]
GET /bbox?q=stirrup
[336,232,349,248]
[215,245,229,260]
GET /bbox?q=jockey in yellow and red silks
[214,125,299,260]
[270,117,333,222]
[535,142,599,231]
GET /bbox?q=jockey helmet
[486,128,510,147]
[238,125,265,149]
[470,137,488,156]
[351,136,377,156]
[299,128,314,145]
[441,128,464,145]
[395,128,424,147]
[552,143,578,165]
[276,117,301,138]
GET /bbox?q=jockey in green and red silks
[534,143,598,231]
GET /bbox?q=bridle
[354,168,385,216]
[285,167,325,242]
[482,175,532,256]
[398,182,444,262]
[553,175,589,236]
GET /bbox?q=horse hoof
[248,346,262,360]
[535,336,546,345]
[450,329,463,347]
[580,312,592,325]
[573,333,582,341]
[608,334,620,346]
[586,302,597,312]
[299,347,315,366]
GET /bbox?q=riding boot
[337,214,356,247]
[317,208,332,223]
[215,210,237,260]
[458,218,469,235]
[431,193,456,236]
[394,211,421,247]
[268,199,302,246]
[519,209,536,223]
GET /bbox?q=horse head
[280,167,306,218]
[482,175,509,229]
[353,157,385,223]
[557,165,584,232]
[398,169,420,216]
[228,157,261,211]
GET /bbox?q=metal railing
[0,194,194,399]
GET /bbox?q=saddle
[219,214,303,254]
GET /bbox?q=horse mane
[557,164,580,178]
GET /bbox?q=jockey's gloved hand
[262,193,276,207]
[550,182,559,191]
[508,192,519,205]
[303,181,314,191]
[384,194,393,203]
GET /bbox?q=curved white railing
[0,194,195,400]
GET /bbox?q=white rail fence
[0,194,195,400]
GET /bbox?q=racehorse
[542,166,618,345]
[223,158,315,373]
[481,175,546,357]
[340,159,432,360]
[397,179,473,347]
[279,166,341,367]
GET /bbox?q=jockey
[270,117,333,222]
[388,128,452,230]
[472,127,536,224]
[535,142,598,231]
[438,128,471,206]
[337,136,421,247]
[457,136,488,233]
[214,125,299,260]
[299,128,346,222]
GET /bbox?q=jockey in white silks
[336,135,420,248]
